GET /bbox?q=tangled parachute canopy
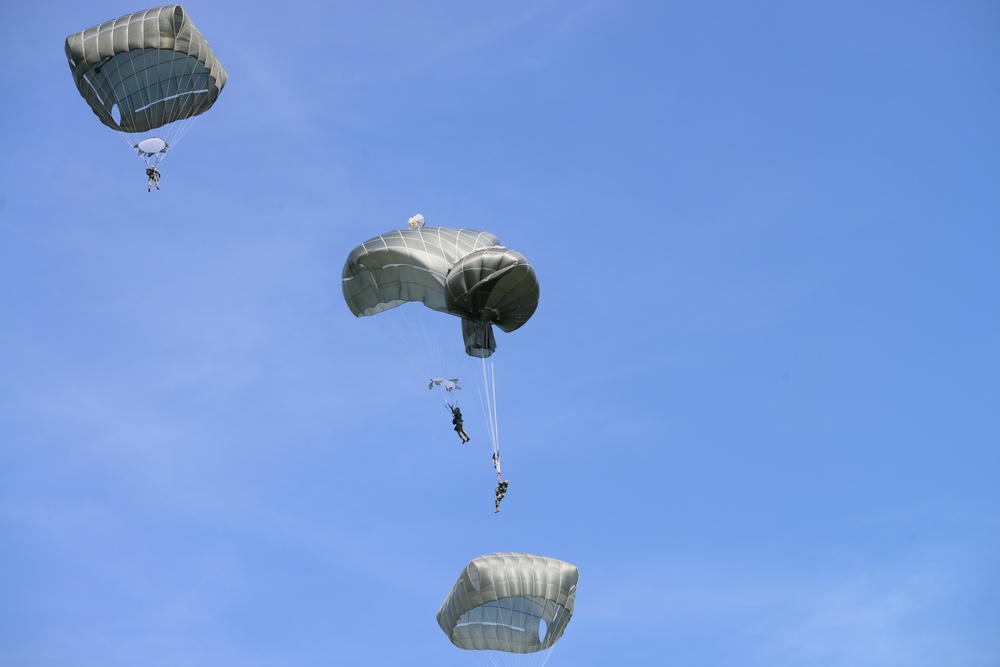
[437,552,579,654]
[64,5,227,137]
[342,227,539,358]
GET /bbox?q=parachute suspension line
[537,642,559,667]
[414,307,448,381]
[141,51,178,166]
[475,622,555,667]
[363,308,432,388]
[156,62,202,154]
[478,354,502,490]
[400,306,468,402]
[99,53,145,156]
[101,53,158,165]
[361,307,469,409]
[478,355,500,456]
[124,47,201,168]
[138,49,157,153]
[121,48,156,167]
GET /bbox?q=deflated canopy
[64,5,227,133]
[446,246,539,356]
[342,226,539,357]
[437,552,579,654]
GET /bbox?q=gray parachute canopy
[64,5,227,133]
[342,227,539,358]
[437,552,579,654]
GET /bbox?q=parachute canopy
[64,5,227,134]
[342,227,539,358]
[437,552,579,654]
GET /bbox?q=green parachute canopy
[437,552,579,654]
[64,5,227,163]
[342,227,539,358]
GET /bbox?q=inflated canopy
[437,552,579,654]
[65,5,227,133]
[342,227,539,357]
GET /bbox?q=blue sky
[2,1,999,665]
